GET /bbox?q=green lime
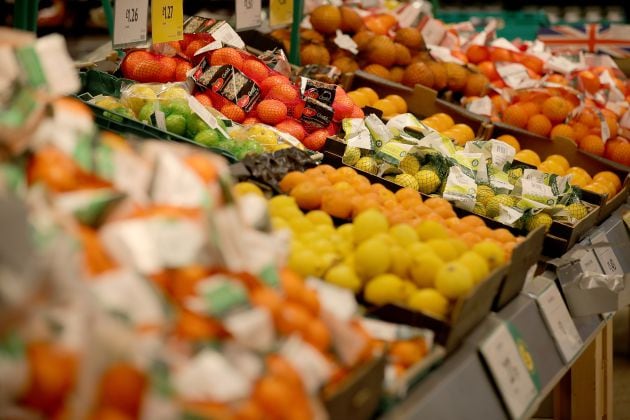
[187,114,209,137]
[112,106,136,120]
[138,103,154,122]
[194,129,221,147]
[161,99,191,118]
[165,114,187,136]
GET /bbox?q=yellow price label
[151,0,183,43]
[270,0,293,27]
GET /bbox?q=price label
[535,278,583,363]
[236,0,262,30]
[591,233,622,275]
[479,321,538,419]
[151,0,183,44]
[467,96,493,117]
[113,0,148,48]
[270,0,293,27]
[421,18,446,47]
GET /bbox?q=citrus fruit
[566,203,588,220]
[310,5,342,34]
[415,220,450,240]
[324,263,361,292]
[435,262,474,300]
[527,114,552,137]
[415,170,441,194]
[364,273,405,305]
[526,212,553,232]
[400,154,420,175]
[579,134,605,156]
[342,147,361,166]
[541,97,572,123]
[550,124,575,141]
[356,87,379,105]
[458,251,490,284]
[503,104,528,128]
[394,173,419,190]
[257,100,288,125]
[486,194,514,218]
[385,94,408,113]
[409,252,445,288]
[496,134,521,152]
[472,241,506,269]
[372,99,398,117]
[354,156,378,175]
[407,289,449,318]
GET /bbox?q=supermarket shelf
[383,292,607,420]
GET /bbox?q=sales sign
[113,0,148,48]
[151,0,184,44]
[236,0,262,30]
[479,320,539,419]
[270,0,293,27]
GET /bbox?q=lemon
[409,252,445,288]
[289,217,314,235]
[123,85,157,114]
[364,274,405,305]
[458,251,490,284]
[394,173,419,190]
[306,210,333,226]
[415,169,441,194]
[233,182,264,197]
[406,242,432,258]
[448,238,468,257]
[486,194,515,218]
[354,156,378,175]
[342,146,361,166]
[435,262,474,300]
[355,238,391,279]
[337,223,354,242]
[389,224,418,247]
[566,203,588,220]
[389,245,412,278]
[400,154,420,174]
[427,239,459,262]
[271,217,289,230]
[472,241,506,269]
[289,248,325,277]
[526,212,553,232]
[325,264,362,292]
[353,209,389,243]
[401,281,418,300]
[407,288,449,318]
[476,185,495,206]
[415,220,450,241]
[159,86,189,101]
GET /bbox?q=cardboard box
[323,355,386,420]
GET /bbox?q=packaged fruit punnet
[1,97,384,420]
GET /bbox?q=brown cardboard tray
[322,355,386,420]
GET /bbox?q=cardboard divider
[323,355,386,420]
[487,122,630,222]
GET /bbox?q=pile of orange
[347,87,408,116]
[509,148,624,200]
[280,165,522,257]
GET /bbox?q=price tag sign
[591,233,622,275]
[270,0,293,27]
[535,278,583,363]
[236,0,262,30]
[113,0,148,48]
[479,321,538,419]
[151,0,183,44]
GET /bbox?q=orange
[276,302,313,335]
[302,318,331,351]
[363,63,391,80]
[395,187,421,202]
[527,114,552,137]
[547,74,568,85]
[402,62,435,88]
[251,288,284,318]
[466,45,489,64]
[395,27,424,50]
[253,376,299,419]
[461,232,482,247]
[570,122,589,142]
[372,98,399,117]
[491,95,508,113]
[520,55,544,75]
[445,62,469,91]
[211,47,245,68]
[577,109,599,128]
[348,91,370,107]
[356,87,379,105]
[579,134,605,156]
[389,341,426,368]
[519,101,541,118]
[593,171,622,192]
[578,70,600,94]
[566,166,592,182]
[545,154,570,171]
[460,215,486,228]
[490,48,513,62]
[322,190,353,218]
[464,72,491,97]
[97,363,146,418]
[538,160,566,175]
[550,124,575,141]
[478,61,500,81]
[385,94,408,113]
[502,104,528,128]
[492,228,516,244]
[310,5,342,34]
[541,97,572,124]
[514,149,541,166]
[290,181,322,210]
[496,134,521,152]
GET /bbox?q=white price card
[421,18,446,47]
[113,0,148,49]
[535,278,583,363]
[236,0,262,30]
[591,233,622,275]
[479,321,538,419]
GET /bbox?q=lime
[162,99,191,118]
[138,103,154,122]
[194,129,221,147]
[187,114,209,137]
[165,114,187,136]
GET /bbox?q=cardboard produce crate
[488,122,630,222]
[323,355,386,420]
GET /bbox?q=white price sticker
[479,322,538,419]
[536,280,583,363]
[113,0,148,48]
[496,63,536,89]
[421,18,446,46]
[236,0,262,30]
[466,96,493,117]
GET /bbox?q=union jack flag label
[537,24,630,58]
